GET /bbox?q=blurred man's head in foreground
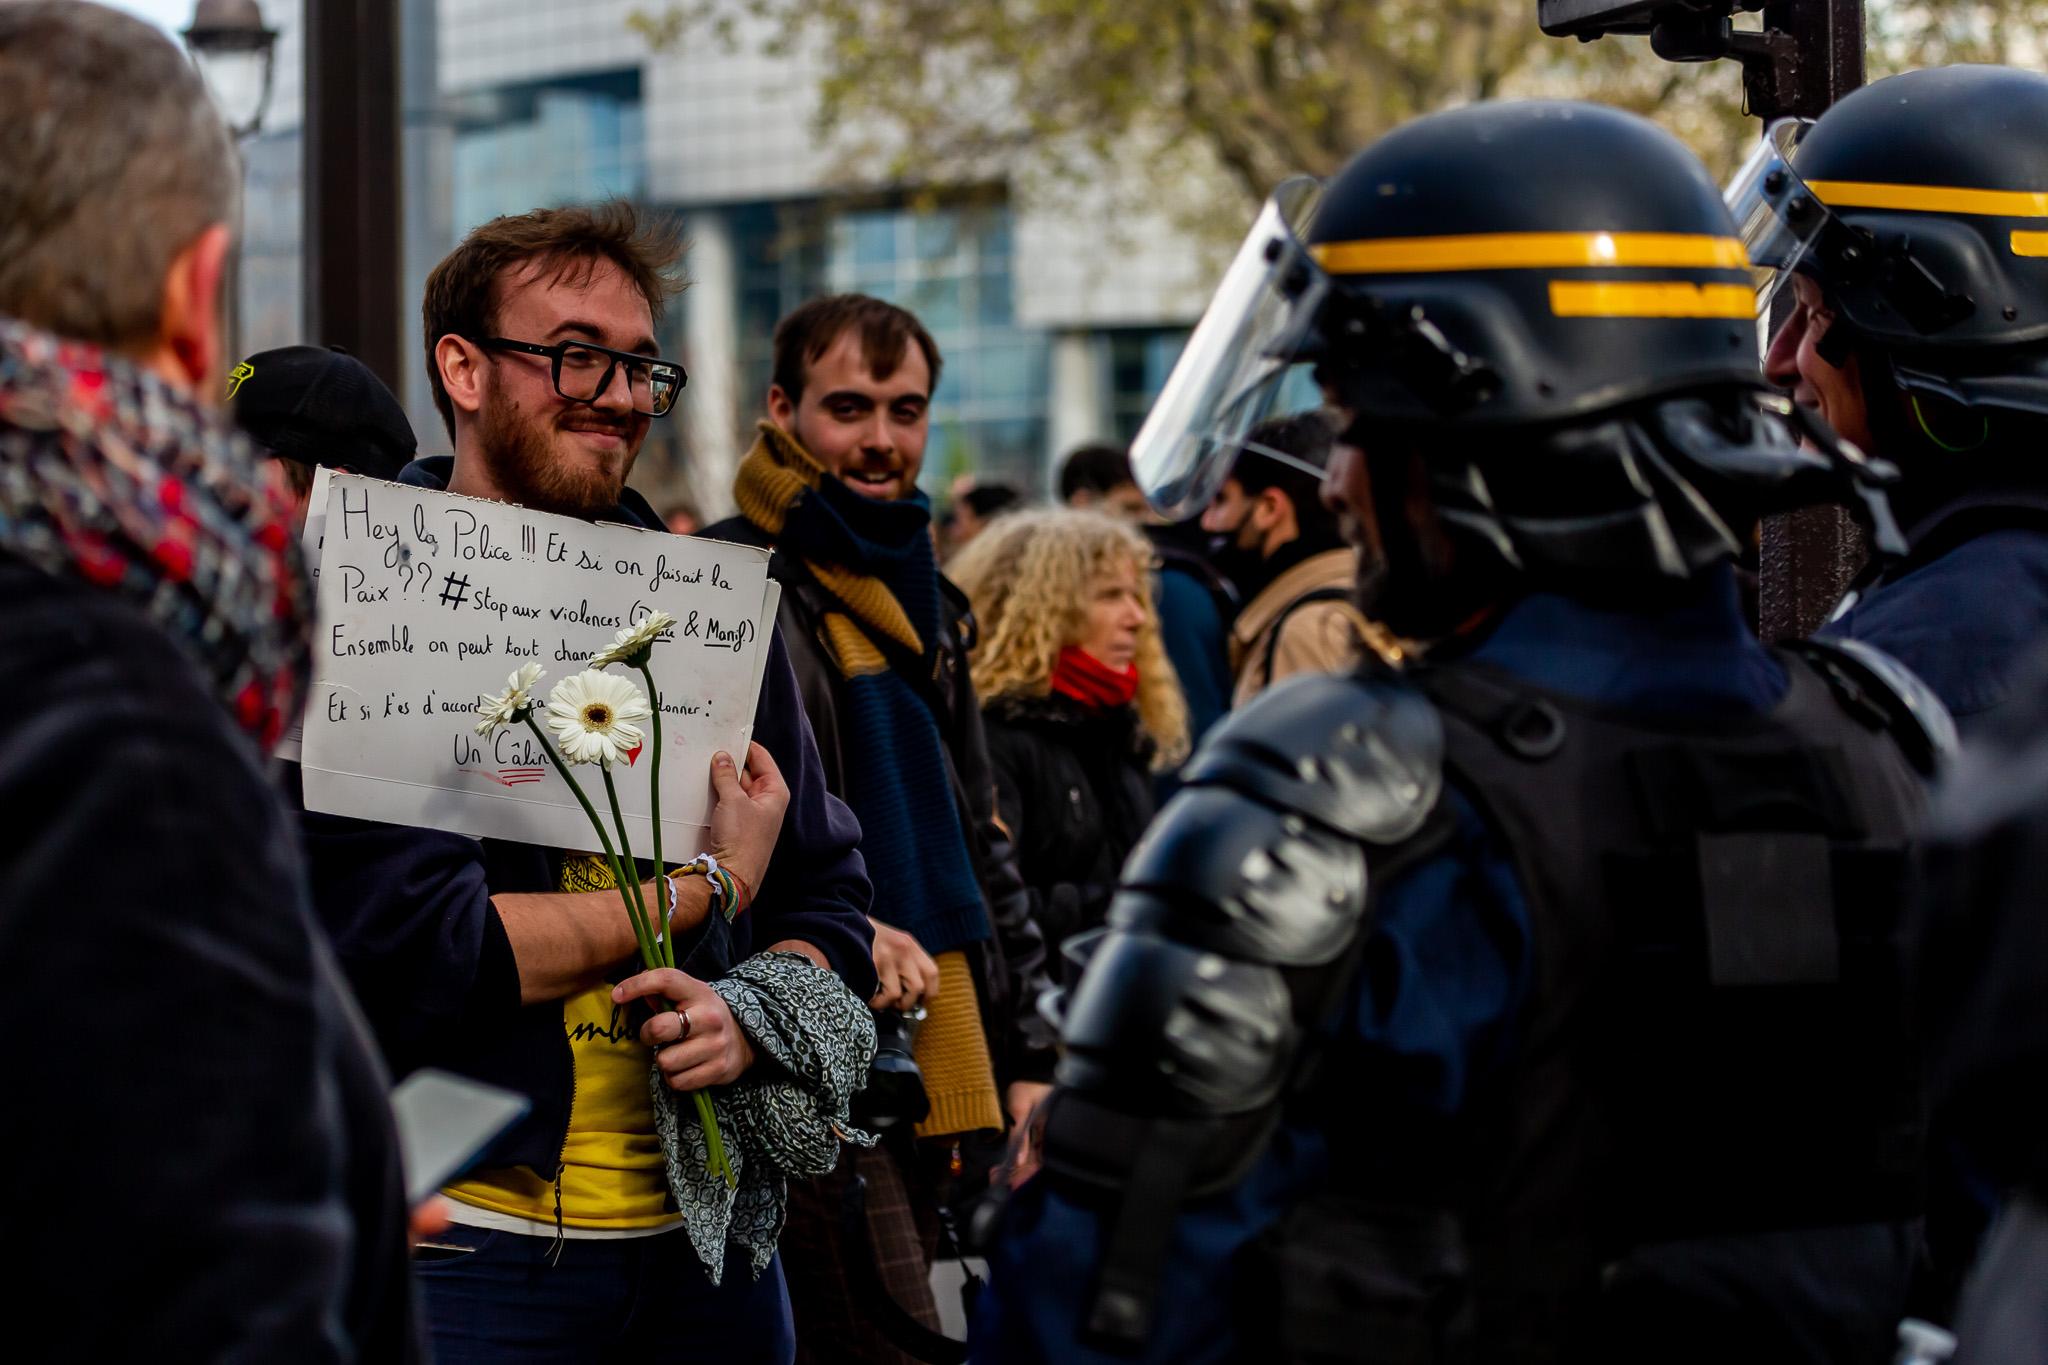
[0,1,239,396]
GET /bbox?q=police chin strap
[1771,395,1909,562]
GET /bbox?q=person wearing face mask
[1748,65,2048,735]
[974,99,1947,1365]
[1200,411,1378,706]
[947,508,1191,975]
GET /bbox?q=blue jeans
[416,1224,795,1364]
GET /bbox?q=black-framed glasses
[475,337,686,418]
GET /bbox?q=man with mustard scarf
[705,294,1056,1364]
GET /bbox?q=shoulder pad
[1056,929,1296,1116]
[1111,784,1370,966]
[1785,636,1959,776]
[1180,669,1443,845]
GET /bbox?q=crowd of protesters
[22,2,2048,1364]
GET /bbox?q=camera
[852,1005,931,1131]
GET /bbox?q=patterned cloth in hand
[654,949,878,1283]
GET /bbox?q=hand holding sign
[469,621,750,1188]
[704,742,789,897]
[300,474,778,850]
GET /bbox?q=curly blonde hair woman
[948,508,1189,970]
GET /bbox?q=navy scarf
[738,427,990,955]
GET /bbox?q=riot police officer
[971,99,1950,1365]
[1739,65,2048,1320]
[1742,65,2048,733]
[1910,675,2048,1361]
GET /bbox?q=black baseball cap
[227,344,417,482]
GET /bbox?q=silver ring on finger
[674,1006,692,1042]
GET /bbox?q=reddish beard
[474,383,634,520]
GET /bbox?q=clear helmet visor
[1131,178,1329,519]
[1724,117,1829,318]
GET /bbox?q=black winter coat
[0,556,420,1362]
[981,691,1156,981]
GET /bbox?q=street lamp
[183,0,278,140]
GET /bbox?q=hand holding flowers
[613,967,758,1092]
[470,611,774,1186]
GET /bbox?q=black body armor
[1040,643,1945,1362]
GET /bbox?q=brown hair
[0,2,237,352]
[277,457,317,498]
[420,199,685,440]
[771,294,943,404]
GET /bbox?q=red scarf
[1050,646,1139,710]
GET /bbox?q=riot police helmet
[1737,66,2048,461]
[1133,99,1899,609]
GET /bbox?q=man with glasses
[296,201,878,1363]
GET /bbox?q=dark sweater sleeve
[288,767,523,1078]
[748,625,879,999]
[0,629,356,1359]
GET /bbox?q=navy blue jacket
[1156,563,1234,747]
[1823,498,2048,738]
[1825,496,2048,1304]
[289,458,876,1174]
[971,571,1790,1364]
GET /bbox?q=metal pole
[302,0,405,391]
[1754,0,1866,641]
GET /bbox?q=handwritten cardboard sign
[300,473,777,853]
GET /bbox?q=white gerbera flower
[473,663,545,736]
[589,609,676,670]
[545,669,653,766]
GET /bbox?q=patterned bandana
[655,950,879,1284]
[0,318,311,747]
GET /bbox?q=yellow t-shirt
[443,857,675,1229]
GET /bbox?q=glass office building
[227,0,1206,513]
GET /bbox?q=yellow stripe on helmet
[1806,179,2048,219]
[1548,281,1757,319]
[2012,230,2048,257]
[1311,231,1749,274]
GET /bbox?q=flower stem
[636,664,669,968]
[525,712,731,1186]
[601,764,659,970]
[694,1091,733,1187]
[523,715,657,966]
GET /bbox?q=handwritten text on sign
[300,474,775,852]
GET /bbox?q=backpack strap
[1259,586,1362,689]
